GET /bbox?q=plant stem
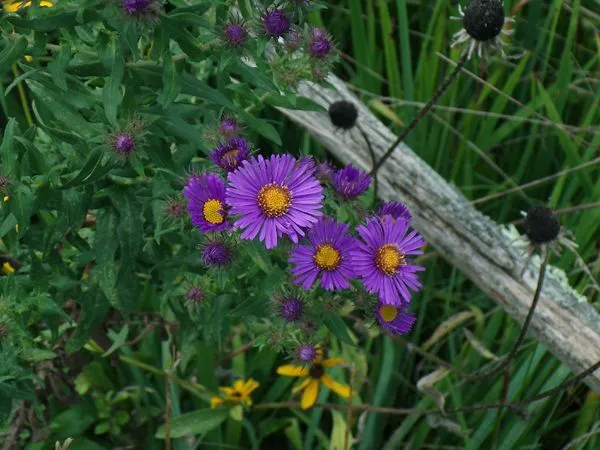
[253,357,600,416]
[370,51,469,175]
[465,247,550,381]
[11,64,33,127]
[358,127,378,205]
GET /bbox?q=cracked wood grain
[277,74,600,392]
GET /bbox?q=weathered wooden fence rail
[278,75,600,391]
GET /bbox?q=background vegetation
[1,0,599,449]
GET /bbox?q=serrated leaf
[154,408,228,439]
[103,39,125,127]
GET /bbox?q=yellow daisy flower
[3,0,54,12]
[210,378,259,408]
[2,262,16,275]
[277,357,351,409]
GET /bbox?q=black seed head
[309,363,325,379]
[463,0,505,42]
[328,101,358,130]
[524,206,560,244]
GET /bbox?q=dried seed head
[524,206,560,244]
[463,0,505,42]
[328,101,358,130]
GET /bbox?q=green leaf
[66,290,110,353]
[61,148,106,189]
[159,51,181,107]
[95,210,119,309]
[102,325,130,357]
[324,314,355,346]
[103,39,125,127]
[0,214,18,240]
[50,403,96,438]
[0,118,18,177]
[238,111,282,145]
[155,408,229,439]
[48,43,71,92]
[0,37,27,78]
[26,79,97,138]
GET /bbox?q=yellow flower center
[257,183,291,218]
[379,305,398,323]
[313,244,341,271]
[375,244,405,276]
[222,149,239,166]
[203,199,224,224]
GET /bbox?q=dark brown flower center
[309,363,325,379]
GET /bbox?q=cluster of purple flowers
[182,122,426,336]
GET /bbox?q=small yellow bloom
[2,262,16,275]
[277,357,350,409]
[2,196,8,203]
[3,0,53,12]
[210,378,259,408]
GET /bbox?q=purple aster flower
[210,136,251,173]
[308,27,333,59]
[226,154,323,249]
[123,0,151,14]
[183,173,231,233]
[224,22,247,47]
[376,304,416,335]
[289,217,356,291]
[202,241,232,267]
[297,344,317,362]
[377,201,412,222]
[262,9,291,37]
[354,215,426,305]
[332,164,371,200]
[219,117,239,138]
[113,133,136,155]
[280,297,303,322]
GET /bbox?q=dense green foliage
[1,0,599,449]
